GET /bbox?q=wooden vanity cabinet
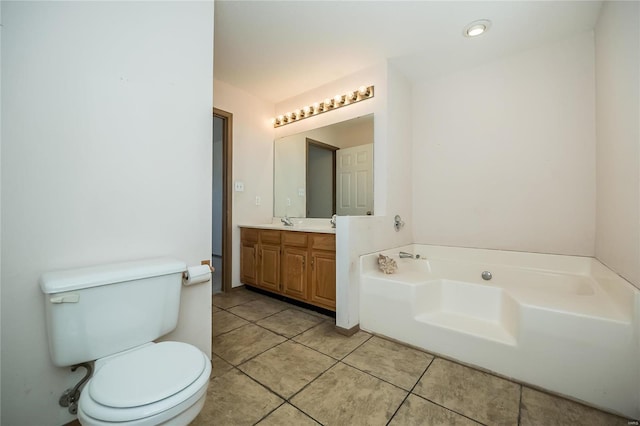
[240,227,336,311]
[258,230,281,292]
[309,234,337,310]
[281,232,309,301]
[240,228,258,285]
[240,228,281,292]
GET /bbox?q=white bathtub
[360,244,640,419]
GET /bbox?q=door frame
[214,108,233,292]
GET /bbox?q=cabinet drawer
[241,228,258,243]
[260,230,281,245]
[311,234,335,251]
[282,231,308,247]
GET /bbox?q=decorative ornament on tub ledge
[378,254,398,274]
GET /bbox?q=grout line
[405,358,489,426]
[385,355,434,425]
[517,383,523,425]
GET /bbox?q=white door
[336,143,373,215]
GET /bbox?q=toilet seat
[78,341,211,425]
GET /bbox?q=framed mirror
[274,114,374,218]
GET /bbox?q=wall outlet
[298,188,305,197]
[286,197,291,206]
[255,196,261,206]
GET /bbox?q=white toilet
[40,258,211,426]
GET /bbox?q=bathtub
[359,244,640,419]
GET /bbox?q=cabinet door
[282,247,308,301]
[259,244,280,292]
[310,250,336,310]
[240,243,257,285]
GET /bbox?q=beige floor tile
[293,321,371,359]
[257,403,320,425]
[256,308,324,338]
[192,369,282,426]
[239,341,336,399]
[228,297,288,322]
[414,358,520,425]
[211,353,233,379]
[291,362,407,426]
[212,324,286,365]
[343,336,433,390]
[389,394,480,425]
[520,387,627,426]
[212,310,249,336]
[212,288,259,309]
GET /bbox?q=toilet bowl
[77,342,211,426]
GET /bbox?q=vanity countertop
[239,218,335,234]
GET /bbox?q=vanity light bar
[272,85,374,128]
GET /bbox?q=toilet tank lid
[40,258,187,294]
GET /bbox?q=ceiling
[214,1,602,104]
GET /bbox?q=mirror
[274,114,374,218]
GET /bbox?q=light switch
[234,181,244,192]
[298,188,305,197]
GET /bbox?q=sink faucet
[330,214,337,228]
[281,216,294,226]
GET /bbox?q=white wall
[412,32,596,256]
[0,2,214,425]
[595,1,640,289]
[213,79,274,288]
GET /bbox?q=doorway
[306,138,337,218]
[213,108,233,293]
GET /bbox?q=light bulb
[324,98,333,108]
[303,106,311,115]
[358,86,369,96]
[334,94,343,105]
[312,102,320,112]
[346,91,356,101]
[294,109,301,119]
[466,24,485,37]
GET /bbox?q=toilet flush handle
[59,362,93,415]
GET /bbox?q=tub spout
[399,251,414,259]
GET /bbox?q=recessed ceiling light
[463,19,491,38]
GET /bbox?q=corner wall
[595,0,640,289]
[412,32,596,256]
[213,79,275,288]
[1,2,214,424]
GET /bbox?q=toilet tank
[40,258,187,367]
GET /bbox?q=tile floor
[192,287,630,426]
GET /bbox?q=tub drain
[481,271,492,281]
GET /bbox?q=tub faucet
[399,251,422,259]
[281,216,294,226]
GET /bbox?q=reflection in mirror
[274,114,374,218]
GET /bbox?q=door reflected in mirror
[274,114,374,218]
